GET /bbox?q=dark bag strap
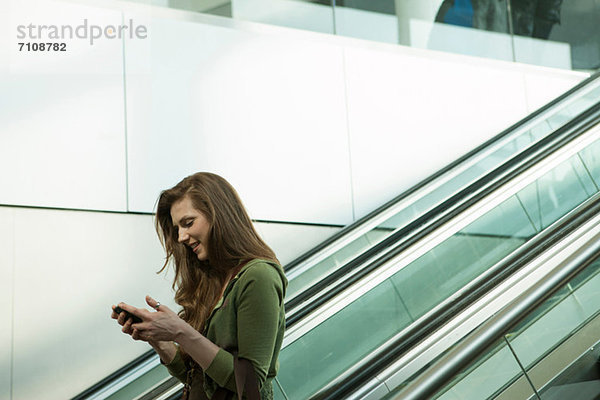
[233,356,260,400]
[211,353,260,400]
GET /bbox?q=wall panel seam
[10,209,15,400]
[121,11,131,212]
[341,47,357,222]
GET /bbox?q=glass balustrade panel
[278,134,600,398]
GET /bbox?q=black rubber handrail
[320,192,600,400]
[71,351,156,400]
[285,101,600,325]
[312,109,600,399]
[396,210,600,400]
[283,70,600,273]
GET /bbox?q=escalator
[277,100,600,400]
[392,198,600,400]
[285,71,600,327]
[74,74,600,400]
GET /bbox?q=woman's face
[170,196,211,261]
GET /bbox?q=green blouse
[165,259,287,399]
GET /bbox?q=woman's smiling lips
[191,243,200,253]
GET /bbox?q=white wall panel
[125,15,353,225]
[523,69,585,113]
[0,207,14,400]
[255,221,341,265]
[0,0,127,211]
[12,208,176,400]
[344,47,532,219]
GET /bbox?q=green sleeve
[162,346,188,383]
[205,264,284,391]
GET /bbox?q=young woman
[112,172,287,400]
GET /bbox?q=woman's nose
[178,229,189,243]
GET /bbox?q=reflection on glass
[174,0,233,17]
[510,0,563,39]
[537,345,600,398]
[433,338,529,400]
[515,156,596,231]
[415,0,515,64]
[286,227,389,300]
[122,0,233,17]
[105,364,171,400]
[533,0,600,70]
[430,257,600,400]
[435,0,473,29]
[279,279,413,399]
[333,0,398,43]
[232,0,335,33]
[507,260,600,370]
[114,0,599,70]
[277,132,600,399]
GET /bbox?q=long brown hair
[155,172,279,333]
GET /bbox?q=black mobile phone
[114,306,143,324]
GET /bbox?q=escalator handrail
[308,104,600,399]
[395,215,600,400]
[330,185,600,400]
[283,70,600,273]
[71,351,157,400]
[286,100,600,326]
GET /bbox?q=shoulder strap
[210,353,261,400]
[233,355,260,400]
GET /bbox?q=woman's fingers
[111,306,132,323]
[112,305,132,334]
[122,317,134,334]
[119,302,154,321]
[117,302,141,317]
[146,295,175,315]
[112,301,165,341]
[118,311,136,327]
[145,295,159,309]
[132,328,150,342]
[131,321,150,332]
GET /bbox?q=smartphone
[114,306,143,324]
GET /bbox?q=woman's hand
[111,304,139,337]
[111,296,220,369]
[110,297,179,364]
[114,295,187,343]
